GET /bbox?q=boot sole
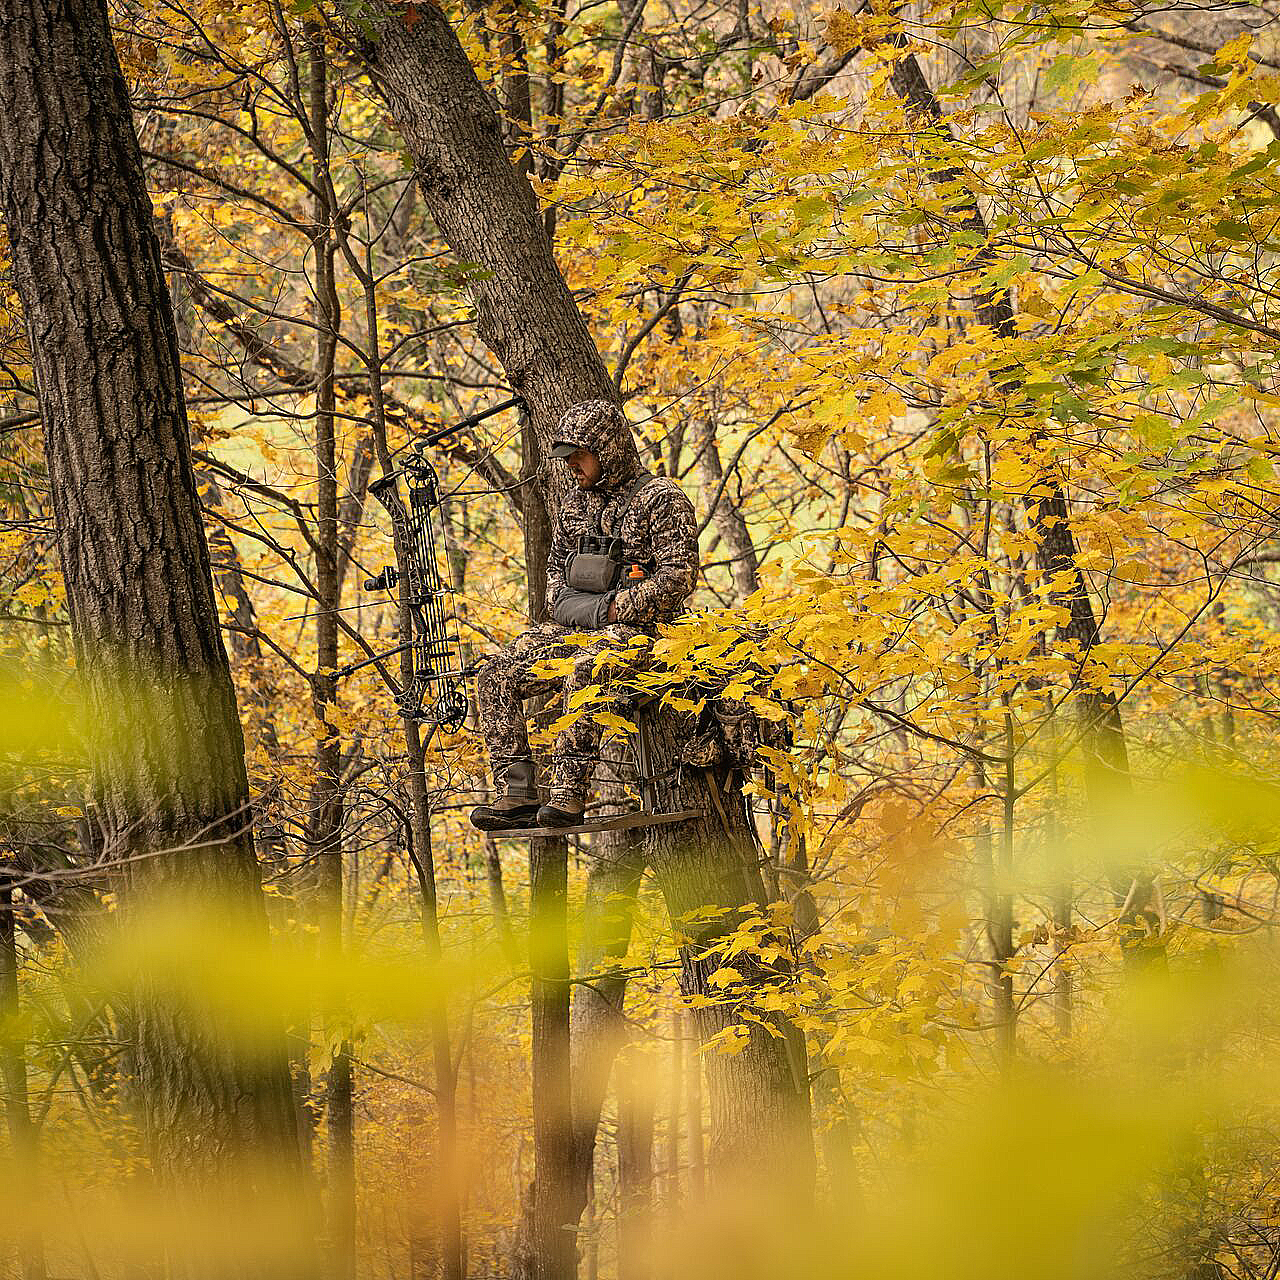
[536,806,585,828]
[470,806,542,832]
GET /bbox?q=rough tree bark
[343,0,814,1240]
[641,736,813,1183]
[683,1010,706,1201]
[513,399,577,1280]
[348,4,618,451]
[0,0,307,1268]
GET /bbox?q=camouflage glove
[550,587,615,630]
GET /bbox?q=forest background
[2,0,1280,1276]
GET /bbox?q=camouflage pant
[474,622,645,807]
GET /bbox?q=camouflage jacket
[545,401,699,630]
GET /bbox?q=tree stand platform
[492,808,704,840]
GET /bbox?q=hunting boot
[536,796,586,827]
[536,768,588,828]
[537,746,597,827]
[469,758,541,831]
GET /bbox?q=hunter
[469,399,699,830]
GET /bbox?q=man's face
[565,447,602,489]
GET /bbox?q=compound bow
[358,396,525,731]
[364,453,469,730]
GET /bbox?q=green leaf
[1042,52,1099,97]
[1213,219,1252,241]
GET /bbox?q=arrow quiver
[365,454,469,731]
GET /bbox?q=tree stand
[489,694,702,840]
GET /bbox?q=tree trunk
[583,1173,600,1280]
[351,0,815,1198]
[884,49,1160,961]
[616,1053,655,1280]
[692,417,759,604]
[683,1011,705,1203]
[352,2,614,454]
[1047,717,1073,1038]
[0,0,306,1267]
[302,28,355,1280]
[642,712,813,1189]
[354,242,466,1280]
[567,825,646,1226]
[0,879,45,1280]
[529,836,576,1280]
[664,1010,682,1209]
[484,835,520,964]
[520,408,555,624]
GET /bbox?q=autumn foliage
[4,0,1280,1276]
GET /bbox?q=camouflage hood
[553,400,644,491]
